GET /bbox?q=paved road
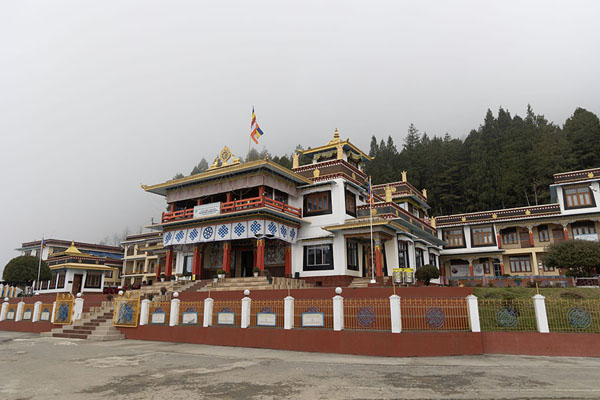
[1,331,600,399]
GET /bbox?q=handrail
[162,195,302,222]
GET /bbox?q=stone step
[63,328,93,335]
[87,333,125,341]
[53,333,87,339]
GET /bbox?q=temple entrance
[241,250,254,277]
[363,245,374,278]
[72,274,83,295]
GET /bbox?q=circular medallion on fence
[425,307,445,328]
[357,307,376,328]
[496,307,518,327]
[567,307,592,329]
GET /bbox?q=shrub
[487,281,495,288]
[414,265,440,286]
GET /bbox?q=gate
[54,293,75,325]
[113,291,141,327]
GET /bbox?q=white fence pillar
[333,287,344,331]
[466,295,481,333]
[73,295,84,321]
[50,301,57,323]
[533,294,550,333]
[15,301,25,322]
[140,299,150,325]
[241,290,251,329]
[284,296,294,330]
[389,294,402,333]
[169,292,180,326]
[203,297,213,327]
[0,299,8,321]
[32,301,42,323]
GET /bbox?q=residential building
[120,232,165,286]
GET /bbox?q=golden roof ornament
[313,168,320,178]
[401,170,407,182]
[588,172,595,178]
[208,146,241,170]
[292,153,299,169]
[385,185,396,202]
[327,128,343,145]
[65,241,83,255]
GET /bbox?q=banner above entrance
[163,219,299,246]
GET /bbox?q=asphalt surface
[1,331,600,399]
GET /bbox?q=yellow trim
[49,263,115,271]
[142,159,311,193]
[300,140,373,161]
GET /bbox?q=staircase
[133,279,201,298]
[41,301,124,341]
[348,278,371,288]
[196,277,313,292]
[348,276,393,288]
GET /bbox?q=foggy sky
[1,0,599,273]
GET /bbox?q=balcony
[162,195,302,223]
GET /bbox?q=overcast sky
[1,0,599,273]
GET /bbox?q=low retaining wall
[119,325,482,357]
[0,321,55,333]
[481,332,600,357]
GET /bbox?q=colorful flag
[368,177,374,206]
[250,107,264,144]
[41,237,46,249]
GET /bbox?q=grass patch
[473,287,600,300]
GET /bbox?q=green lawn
[473,287,600,300]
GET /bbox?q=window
[443,228,464,248]
[303,244,334,270]
[57,273,65,288]
[552,228,565,242]
[398,241,410,268]
[345,190,356,217]
[480,259,490,274]
[415,248,424,269]
[347,241,359,271]
[564,186,594,209]
[472,226,495,246]
[538,225,549,242]
[274,190,288,204]
[84,273,102,288]
[519,231,533,247]
[502,229,518,245]
[105,270,113,278]
[183,255,194,274]
[303,191,332,217]
[509,256,531,273]
[572,222,596,236]
[429,253,437,268]
[541,260,555,272]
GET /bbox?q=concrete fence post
[73,294,84,321]
[466,295,481,333]
[0,299,9,321]
[284,296,294,330]
[203,297,213,327]
[140,299,150,326]
[169,292,180,326]
[32,301,42,323]
[333,287,344,331]
[15,301,25,322]
[533,294,550,333]
[389,294,402,333]
[50,301,57,323]
[0,284,3,298]
[241,290,251,329]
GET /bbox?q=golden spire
[65,241,83,255]
[334,128,339,140]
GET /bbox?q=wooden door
[72,274,83,295]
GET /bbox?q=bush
[414,265,440,286]
[487,281,495,288]
[3,256,51,285]
[560,291,584,300]
[545,240,600,276]
[216,269,225,275]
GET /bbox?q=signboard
[217,311,235,325]
[194,202,221,219]
[257,312,277,327]
[23,310,32,320]
[574,233,598,242]
[151,311,166,324]
[301,312,324,327]
[40,310,51,321]
[182,312,198,325]
[450,264,484,277]
[6,311,14,320]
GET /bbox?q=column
[440,262,446,285]
[500,261,505,275]
[241,290,251,329]
[284,296,294,330]
[169,292,180,326]
[389,294,401,333]
[32,301,42,323]
[73,294,84,321]
[375,237,383,277]
[140,299,150,325]
[562,223,569,241]
[466,295,481,332]
[531,252,539,276]
[192,246,203,280]
[527,226,534,247]
[496,233,502,249]
[533,294,549,333]
[284,245,292,277]
[203,297,213,327]
[256,239,265,271]
[468,258,474,277]
[15,301,25,321]
[0,300,8,321]
[222,242,231,275]
[332,287,344,331]
[165,248,174,277]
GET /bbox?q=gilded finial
[401,171,407,182]
[334,128,339,139]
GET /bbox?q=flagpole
[369,177,375,284]
[36,237,43,291]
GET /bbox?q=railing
[344,298,391,331]
[546,298,600,333]
[250,299,285,328]
[401,298,469,331]
[162,195,302,223]
[212,300,242,326]
[478,298,537,331]
[294,299,334,329]
[179,301,204,325]
[148,301,171,325]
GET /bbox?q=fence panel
[401,298,469,331]
[39,304,53,322]
[344,298,391,331]
[212,300,242,326]
[250,300,284,328]
[113,292,141,327]
[148,301,171,325]
[293,299,333,329]
[5,304,17,320]
[179,301,204,325]
[22,304,35,321]
[478,298,537,331]
[53,293,74,325]
[546,298,600,333]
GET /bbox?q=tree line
[177,106,600,217]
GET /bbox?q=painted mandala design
[425,307,445,328]
[203,227,214,239]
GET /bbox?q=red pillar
[375,245,383,277]
[563,226,569,241]
[284,245,292,277]
[192,246,202,280]
[528,229,534,246]
[500,262,505,275]
[256,239,265,271]
[226,193,232,203]
[259,185,265,197]
[165,249,174,277]
[496,233,502,249]
[440,263,446,285]
[155,258,161,279]
[469,260,474,277]
[222,242,231,275]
